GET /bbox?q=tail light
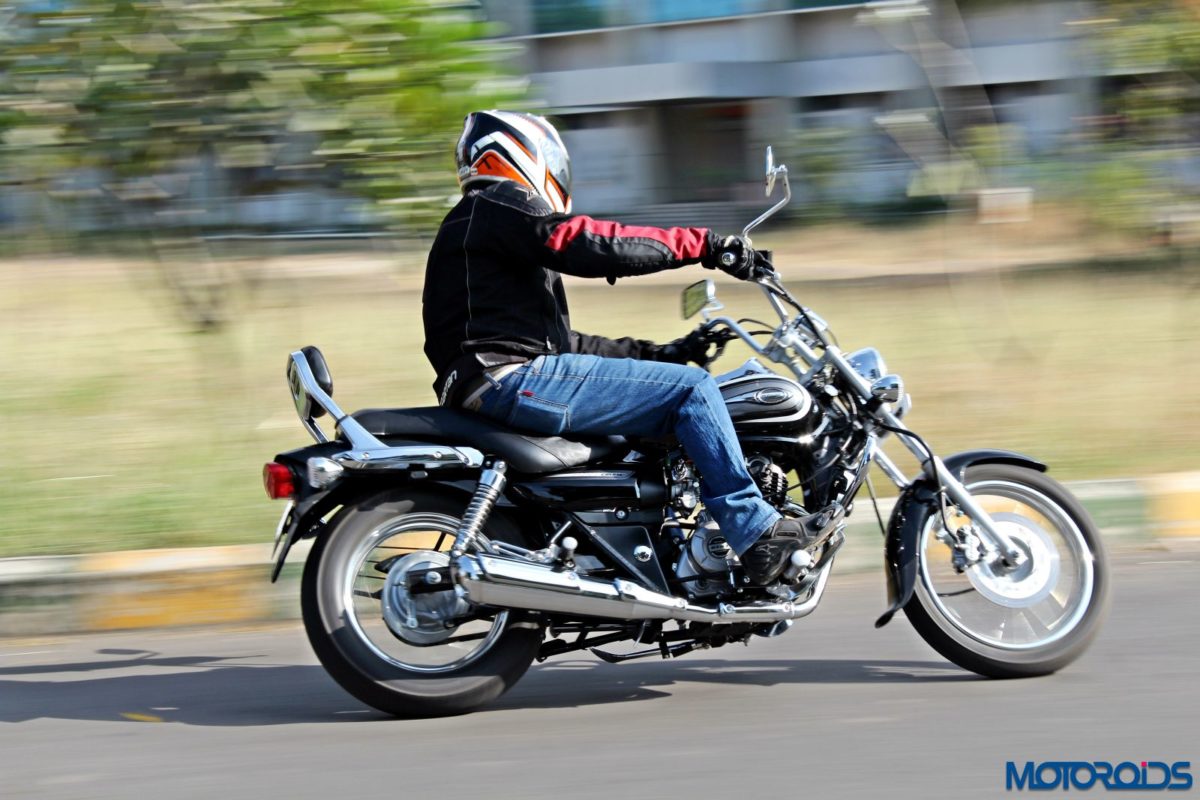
[263,462,296,500]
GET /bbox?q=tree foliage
[1078,1,1200,232]
[0,0,525,232]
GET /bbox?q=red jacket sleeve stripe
[546,216,710,261]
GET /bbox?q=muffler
[452,553,831,624]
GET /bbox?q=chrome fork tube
[822,344,1023,564]
[934,464,1024,565]
[898,444,1023,565]
[872,449,911,489]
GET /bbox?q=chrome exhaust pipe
[452,553,832,624]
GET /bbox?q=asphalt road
[2,550,1196,800]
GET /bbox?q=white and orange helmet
[455,110,573,213]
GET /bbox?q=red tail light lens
[263,462,296,500]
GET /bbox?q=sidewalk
[2,473,1197,637]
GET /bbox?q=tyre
[301,489,544,717]
[904,464,1109,678]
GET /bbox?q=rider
[422,110,839,586]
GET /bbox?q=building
[478,0,1097,223]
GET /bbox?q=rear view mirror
[744,145,792,238]
[682,279,716,319]
[765,146,776,196]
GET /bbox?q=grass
[1,252,1197,557]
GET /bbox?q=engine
[747,455,789,506]
[673,517,737,598]
[670,454,790,516]
[668,453,794,598]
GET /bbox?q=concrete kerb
[1,474,1196,637]
[0,541,312,637]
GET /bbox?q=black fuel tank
[718,372,814,433]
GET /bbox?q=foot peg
[781,549,815,583]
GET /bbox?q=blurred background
[1,0,1198,557]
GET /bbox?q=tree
[0,0,525,234]
[1080,1,1200,234]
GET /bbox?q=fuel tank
[717,361,815,433]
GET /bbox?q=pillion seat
[351,406,627,474]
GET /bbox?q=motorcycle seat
[351,406,627,474]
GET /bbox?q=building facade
[479,0,1096,222]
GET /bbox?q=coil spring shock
[450,460,507,557]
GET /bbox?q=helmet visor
[541,136,571,201]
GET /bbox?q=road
[1,550,1196,800]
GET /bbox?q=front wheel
[904,464,1109,678]
[301,489,544,717]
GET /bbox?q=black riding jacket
[422,181,718,405]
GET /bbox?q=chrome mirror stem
[742,168,790,239]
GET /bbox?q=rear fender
[874,449,1046,628]
[268,443,475,582]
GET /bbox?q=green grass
[1,258,1197,557]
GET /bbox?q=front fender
[874,448,1046,628]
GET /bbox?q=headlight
[846,347,887,382]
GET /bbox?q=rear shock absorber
[450,461,507,557]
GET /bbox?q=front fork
[874,447,1024,569]
[812,343,1025,569]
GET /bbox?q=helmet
[455,110,572,213]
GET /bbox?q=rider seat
[351,407,627,474]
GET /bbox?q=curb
[0,541,309,638]
[1141,472,1200,539]
[0,474,1193,637]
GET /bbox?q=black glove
[702,234,753,278]
[656,328,715,366]
[702,234,773,280]
[752,248,775,279]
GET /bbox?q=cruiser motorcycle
[263,147,1108,716]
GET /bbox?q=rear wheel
[904,464,1109,678]
[302,489,543,717]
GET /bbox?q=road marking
[120,712,163,722]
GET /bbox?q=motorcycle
[263,147,1109,717]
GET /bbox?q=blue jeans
[475,354,779,554]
